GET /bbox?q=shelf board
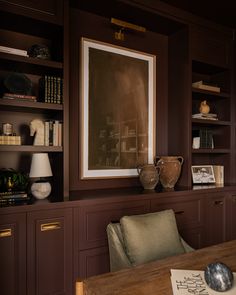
[192,148,230,154]
[192,88,230,98]
[0,98,63,111]
[192,118,230,126]
[0,145,63,152]
[0,52,63,69]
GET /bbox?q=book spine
[57,77,61,104]
[58,121,63,146]
[49,120,54,146]
[45,75,49,103]
[50,76,54,103]
[44,121,50,146]
[53,120,59,146]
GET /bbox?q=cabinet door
[0,0,63,24]
[0,213,26,295]
[226,193,236,240]
[205,193,226,246]
[27,208,73,295]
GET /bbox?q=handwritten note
[170,269,236,295]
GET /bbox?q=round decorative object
[204,262,234,292]
[137,164,160,190]
[31,181,51,200]
[155,156,184,190]
[199,100,210,114]
[4,73,32,95]
[27,44,51,60]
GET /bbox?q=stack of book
[2,93,37,102]
[39,75,63,104]
[192,80,220,93]
[0,45,29,57]
[192,113,218,120]
[0,191,29,203]
[0,135,21,145]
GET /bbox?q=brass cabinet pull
[41,222,61,232]
[0,228,12,238]
[175,210,184,215]
[214,200,223,205]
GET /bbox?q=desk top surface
[81,239,236,295]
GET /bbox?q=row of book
[39,75,63,104]
[45,120,63,146]
[192,129,214,149]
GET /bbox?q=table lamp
[29,153,52,199]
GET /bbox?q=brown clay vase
[137,164,160,190]
[155,156,184,189]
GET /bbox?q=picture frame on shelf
[80,38,156,179]
[191,165,216,184]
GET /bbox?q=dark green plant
[0,168,29,193]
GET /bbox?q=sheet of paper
[170,269,236,295]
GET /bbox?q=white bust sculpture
[30,119,45,146]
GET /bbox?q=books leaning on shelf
[44,120,63,146]
[2,93,37,102]
[0,135,21,145]
[192,80,220,93]
[0,45,29,57]
[39,75,63,104]
[213,165,224,185]
[192,113,218,120]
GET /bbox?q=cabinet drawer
[150,196,203,229]
[74,199,150,250]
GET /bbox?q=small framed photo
[191,165,216,184]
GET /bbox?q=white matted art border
[80,38,156,179]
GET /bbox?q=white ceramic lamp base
[31,182,51,200]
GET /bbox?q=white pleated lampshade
[29,153,52,178]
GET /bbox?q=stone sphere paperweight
[204,262,234,292]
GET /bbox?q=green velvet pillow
[120,209,185,266]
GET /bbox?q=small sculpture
[199,100,210,114]
[204,262,234,292]
[30,119,45,146]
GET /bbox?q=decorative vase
[155,156,184,189]
[137,164,160,190]
[199,100,210,114]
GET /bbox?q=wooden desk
[76,240,236,295]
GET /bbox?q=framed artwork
[191,165,216,184]
[80,38,156,179]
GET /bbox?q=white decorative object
[29,153,52,199]
[30,119,45,146]
[192,137,200,149]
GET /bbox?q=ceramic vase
[137,164,160,190]
[155,156,184,189]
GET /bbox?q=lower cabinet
[27,208,73,295]
[0,207,73,295]
[0,213,26,295]
[226,193,236,240]
[1,187,236,288]
[204,192,227,246]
